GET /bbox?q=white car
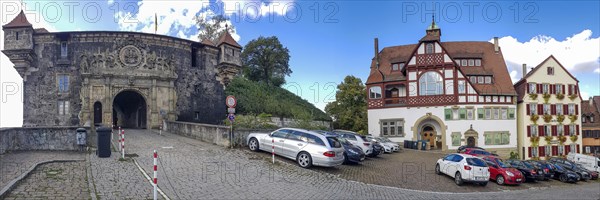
[435,153,490,186]
[246,128,345,168]
[333,130,374,156]
[567,152,600,173]
[372,137,400,153]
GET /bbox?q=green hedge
[225,77,331,121]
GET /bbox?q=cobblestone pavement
[123,129,600,199]
[0,151,85,190]
[3,161,89,200]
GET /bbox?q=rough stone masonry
[2,11,242,128]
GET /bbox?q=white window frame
[531,125,538,137]
[467,109,474,120]
[529,83,537,94]
[485,76,491,84]
[556,104,563,115]
[380,119,404,137]
[543,104,551,115]
[543,84,549,94]
[530,103,537,115]
[419,71,444,96]
[568,104,575,115]
[58,101,69,115]
[369,86,382,99]
[475,59,481,66]
[458,80,466,94]
[556,84,563,94]
[60,41,68,58]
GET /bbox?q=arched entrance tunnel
[113,91,147,129]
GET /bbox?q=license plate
[360,157,365,161]
[516,179,522,182]
[476,177,486,181]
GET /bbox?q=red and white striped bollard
[121,130,125,159]
[272,138,275,164]
[153,150,158,200]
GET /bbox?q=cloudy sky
[1,0,599,127]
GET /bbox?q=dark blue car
[312,130,365,164]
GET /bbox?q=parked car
[333,130,375,157]
[311,130,366,164]
[366,136,398,153]
[568,152,600,174]
[548,163,579,183]
[457,146,486,153]
[525,160,554,180]
[370,142,384,157]
[461,148,493,157]
[378,137,400,152]
[482,156,524,185]
[549,157,592,181]
[435,153,490,186]
[575,163,599,180]
[505,159,545,182]
[247,128,345,168]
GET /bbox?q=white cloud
[114,0,241,42]
[107,0,114,5]
[494,30,600,83]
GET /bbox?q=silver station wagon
[247,128,345,168]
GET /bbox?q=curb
[0,158,85,199]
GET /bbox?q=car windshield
[326,137,342,148]
[337,137,352,145]
[473,150,491,155]
[522,162,534,168]
[495,158,510,168]
[466,158,487,167]
[553,164,563,170]
[381,138,392,142]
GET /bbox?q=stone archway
[112,90,147,129]
[464,125,479,147]
[412,113,447,150]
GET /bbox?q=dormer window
[475,59,481,66]
[392,63,405,71]
[425,43,434,54]
[468,59,474,66]
[484,76,492,84]
[547,67,554,75]
[461,60,467,66]
[60,42,68,58]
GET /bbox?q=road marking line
[132,157,170,200]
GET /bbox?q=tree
[241,36,292,87]
[325,76,368,134]
[195,14,235,43]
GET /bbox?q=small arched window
[425,43,434,54]
[419,71,444,95]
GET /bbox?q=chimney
[591,97,594,106]
[522,64,527,78]
[493,37,499,53]
[374,38,379,69]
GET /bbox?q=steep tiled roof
[516,55,579,84]
[2,11,32,28]
[201,38,215,46]
[217,32,241,48]
[366,41,516,96]
[582,97,600,128]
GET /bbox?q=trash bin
[403,140,409,148]
[96,127,111,158]
[421,140,427,150]
[412,141,418,149]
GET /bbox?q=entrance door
[93,102,102,126]
[467,137,476,147]
[421,126,436,147]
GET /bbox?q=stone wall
[164,121,274,148]
[269,117,331,128]
[0,127,89,154]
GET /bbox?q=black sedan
[525,160,554,180]
[548,158,592,181]
[312,130,366,164]
[548,163,579,183]
[506,159,545,182]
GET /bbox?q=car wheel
[297,152,312,168]
[454,172,463,186]
[248,138,259,152]
[496,175,504,185]
[559,174,567,182]
[435,164,441,175]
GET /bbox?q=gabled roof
[201,38,215,46]
[2,11,32,28]
[217,31,241,48]
[516,55,579,84]
[582,96,600,128]
[366,41,516,96]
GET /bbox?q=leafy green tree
[325,76,368,134]
[242,36,292,87]
[195,14,235,43]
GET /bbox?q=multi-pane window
[60,42,68,58]
[57,75,69,93]
[543,84,549,94]
[467,109,474,120]
[475,59,481,66]
[392,63,399,71]
[545,145,551,157]
[556,104,563,115]
[380,119,404,137]
[545,125,552,136]
[528,83,537,94]
[469,76,476,83]
[501,108,508,119]
[493,108,499,119]
[451,132,461,146]
[462,60,467,67]
[557,125,564,135]
[571,144,577,153]
[543,104,551,115]
[484,132,509,145]
[369,86,382,99]
[568,104,575,115]
[547,67,554,75]
[530,103,537,115]
[58,101,69,115]
[558,145,564,155]
[555,84,563,94]
[478,76,484,84]
[425,43,434,54]
[531,147,538,157]
[398,63,405,71]
[569,84,578,94]
[569,124,575,136]
[484,76,492,84]
[419,72,443,95]
[457,80,466,94]
[485,108,491,119]
[531,125,538,137]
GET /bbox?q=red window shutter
[565,125,570,135]
[551,105,556,115]
[539,126,545,136]
[564,105,568,114]
[528,147,532,157]
[527,126,531,137]
[575,105,579,115]
[552,125,557,136]
[576,125,580,135]
[539,146,545,157]
[565,145,571,154]
[550,84,555,94]
[575,85,579,94]
[552,146,558,156]
[527,83,530,93]
[537,84,542,94]
[526,104,531,115]
[562,86,565,94]
[568,85,572,95]
[538,104,543,115]
[577,145,580,153]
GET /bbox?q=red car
[482,156,524,185]
[461,148,493,157]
